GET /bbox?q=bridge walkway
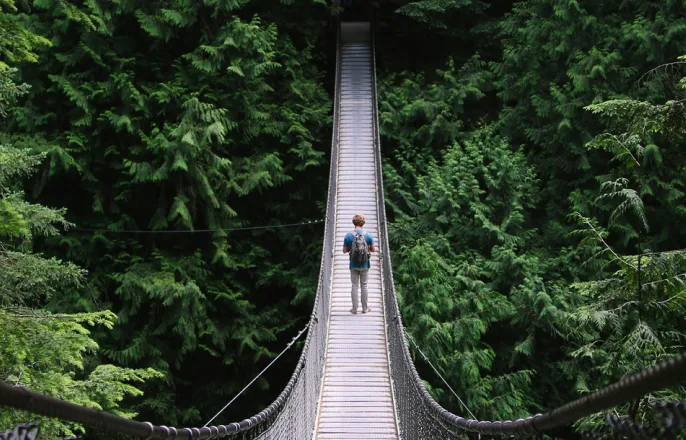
[313,22,400,440]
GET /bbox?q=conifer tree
[387,124,546,419]
[0,7,159,435]
[378,4,686,418]
[4,0,334,424]
[564,60,686,429]
[494,0,686,251]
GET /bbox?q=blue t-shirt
[344,230,375,269]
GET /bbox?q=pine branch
[573,212,637,270]
[599,133,641,167]
[638,60,686,86]
[640,273,686,290]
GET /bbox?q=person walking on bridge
[343,213,376,314]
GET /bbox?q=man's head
[352,213,366,227]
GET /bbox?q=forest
[1,0,686,437]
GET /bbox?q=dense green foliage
[0,17,159,436]
[564,76,686,427]
[2,0,686,435]
[3,0,336,431]
[378,0,686,428]
[388,126,542,418]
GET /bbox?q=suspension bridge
[1,21,686,440]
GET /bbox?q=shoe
[362,307,371,314]
[350,308,357,314]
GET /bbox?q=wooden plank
[315,27,398,440]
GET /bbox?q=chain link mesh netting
[182,19,686,440]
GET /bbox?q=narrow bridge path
[314,22,400,440]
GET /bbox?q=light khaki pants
[350,268,369,311]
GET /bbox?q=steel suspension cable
[404,329,477,420]
[2,291,685,438]
[69,219,324,234]
[203,324,309,427]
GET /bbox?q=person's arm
[370,244,377,252]
[368,233,376,252]
[343,233,350,253]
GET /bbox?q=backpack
[350,231,370,265]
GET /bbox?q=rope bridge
[2,21,686,440]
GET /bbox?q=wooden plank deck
[314,22,400,440]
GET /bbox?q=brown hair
[352,213,366,227]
